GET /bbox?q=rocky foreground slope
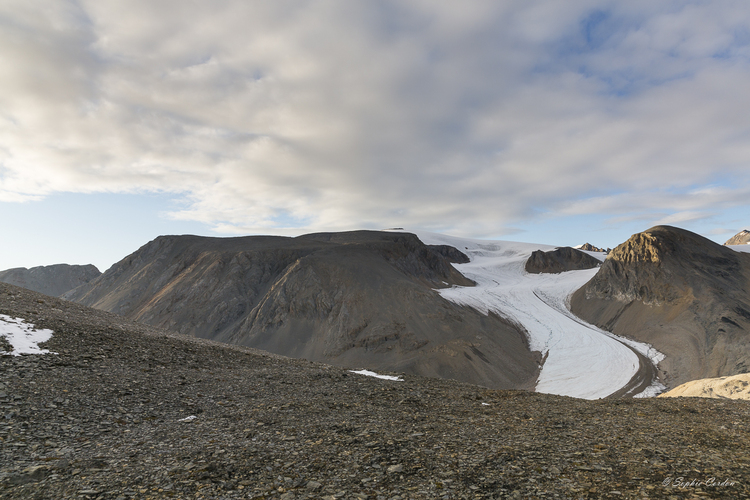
[64,231,539,390]
[0,264,100,297]
[571,225,750,389]
[2,282,749,499]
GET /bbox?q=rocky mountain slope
[2,282,749,499]
[570,225,750,389]
[0,264,100,297]
[64,231,539,390]
[524,247,601,274]
[725,229,750,246]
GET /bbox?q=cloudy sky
[2,1,750,272]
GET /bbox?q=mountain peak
[724,229,750,246]
[576,243,608,253]
[597,225,743,303]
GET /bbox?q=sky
[2,1,750,272]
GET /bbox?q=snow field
[0,314,56,356]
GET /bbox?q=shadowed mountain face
[65,231,539,389]
[725,229,750,246]
[0,264,100,297]
[570,225,750,388]
[525,247,601,274]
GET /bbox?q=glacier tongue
[412,231,656,400]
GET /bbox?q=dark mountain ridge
[571,225,750,388]
[524,247,601,274]
[65,230,539,390]
[0,264,100,297]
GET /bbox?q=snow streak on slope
[414,232,658,400]
[349,369,404,381]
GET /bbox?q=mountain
[64,230,539,389]
[524,247,601,274]
[570,225,750,388]
[0,264,100,297]
[575,243,610,253]
[724,229,750,246]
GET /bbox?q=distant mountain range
[5,224,749,397]
[0,264,100,297]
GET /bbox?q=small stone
[387,464,403,473]
[307,480,323,490]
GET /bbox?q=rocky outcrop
[524,247,601,274]
[65,231,539,390]
[724,229,750,246]
[658,373,750,400]
[0,264,100,297]
[570,225,750,388]
[426,244,470,264]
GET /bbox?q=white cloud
[1,1,749,236]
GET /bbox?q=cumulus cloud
[1,0,749,236]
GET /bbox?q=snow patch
[178,415,198,422]
[0,314,56,356]
[633,380,667,398]
[349,369,403,381]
